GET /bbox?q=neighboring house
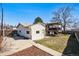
[17,23,45,40]
[45,22,62,36]
[65,25,72,31]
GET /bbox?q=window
[26,31,29,34]
[19,30,21,32]
[36,31,39,34]
[48,31,50,34]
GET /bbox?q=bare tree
[51,9,61,23]
[72,19,79,29]
[0,4,14,52]
[61,7,73,32]
[52,6,73,33]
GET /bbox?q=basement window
[26,31,29,34]
[36,31,39,34]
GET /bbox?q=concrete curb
[32,42,62,56]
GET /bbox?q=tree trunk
[63,25,66,33]
[63,19,66,33]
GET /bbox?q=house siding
[17,23,45,40]
[31,24,45,40]
[17,25,31,38]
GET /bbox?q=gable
[17,24,24,29]
[31,24,45,30]
[17,23,23,28]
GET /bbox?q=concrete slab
[0,37,33,56]
[0,37,62,56]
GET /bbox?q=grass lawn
[35,34,70,53]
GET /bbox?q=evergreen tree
[33,17,43,24]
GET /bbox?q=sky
[0,3,79,26]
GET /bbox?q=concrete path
[0,37,33,56]
[33,43,62,56]
[0,37,62,56]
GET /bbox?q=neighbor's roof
[46,22,61,25]
[9,45,52,56]
[16,23,30,28]
[71,28,79,32]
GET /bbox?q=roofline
[45,22,62,25]
[16,23,45,28]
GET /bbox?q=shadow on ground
[62,33,79,56]
[8,30,30,40]
[13,35,30,40]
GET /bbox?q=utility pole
[1,3,3,37]
[0,3,3,50]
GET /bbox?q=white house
[17,23,45,40]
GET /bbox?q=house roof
[17,23,45,28]
[21,23,29,27]
[9,45,52,56]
